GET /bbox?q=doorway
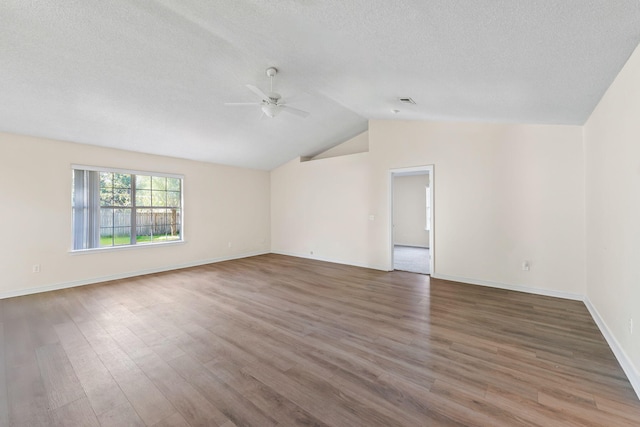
[390,165,434,275]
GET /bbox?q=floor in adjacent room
[394,245,430,275]
[1,254,639,426]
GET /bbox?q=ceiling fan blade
[279,105,310,118]
[246,84,269,101]
[224,102,261,106]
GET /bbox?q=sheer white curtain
[72,169,100,249]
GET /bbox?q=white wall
[271,121,585,297]
[584,42,640,390]
[0,132,271,297]
[393,174,429,247]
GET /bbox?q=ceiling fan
[225,67,310,119]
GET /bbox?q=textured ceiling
[1,1,640,170]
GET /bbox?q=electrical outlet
[228,242,232,248]
[32,264,40,273]
[521,261,530,271]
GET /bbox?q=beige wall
[0,132,270,297]
[393,174,429,247]
[272,120,585,296]
[584,43,640,386]
[312,130,369,160]
[271,152,373,267]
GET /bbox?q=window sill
[69,240,185,255]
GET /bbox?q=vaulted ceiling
[2,1,640,170]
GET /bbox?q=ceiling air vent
[399,97,416,105]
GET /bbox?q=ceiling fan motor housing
[267,92,281,103]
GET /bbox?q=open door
[390,165,434,275]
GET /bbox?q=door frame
[389,165,434,274]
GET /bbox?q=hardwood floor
[1,254,639,426]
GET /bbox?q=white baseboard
[584,298,640,400]
[270,250,387,271]
[430,273,584,301]
[0,250,269,300]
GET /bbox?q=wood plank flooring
[1,254,639,426]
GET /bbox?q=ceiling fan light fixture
[262,103,280,118]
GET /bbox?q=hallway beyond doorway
[393,245,430,275]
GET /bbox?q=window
[72,166,183,250]
[425,186,431,231]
